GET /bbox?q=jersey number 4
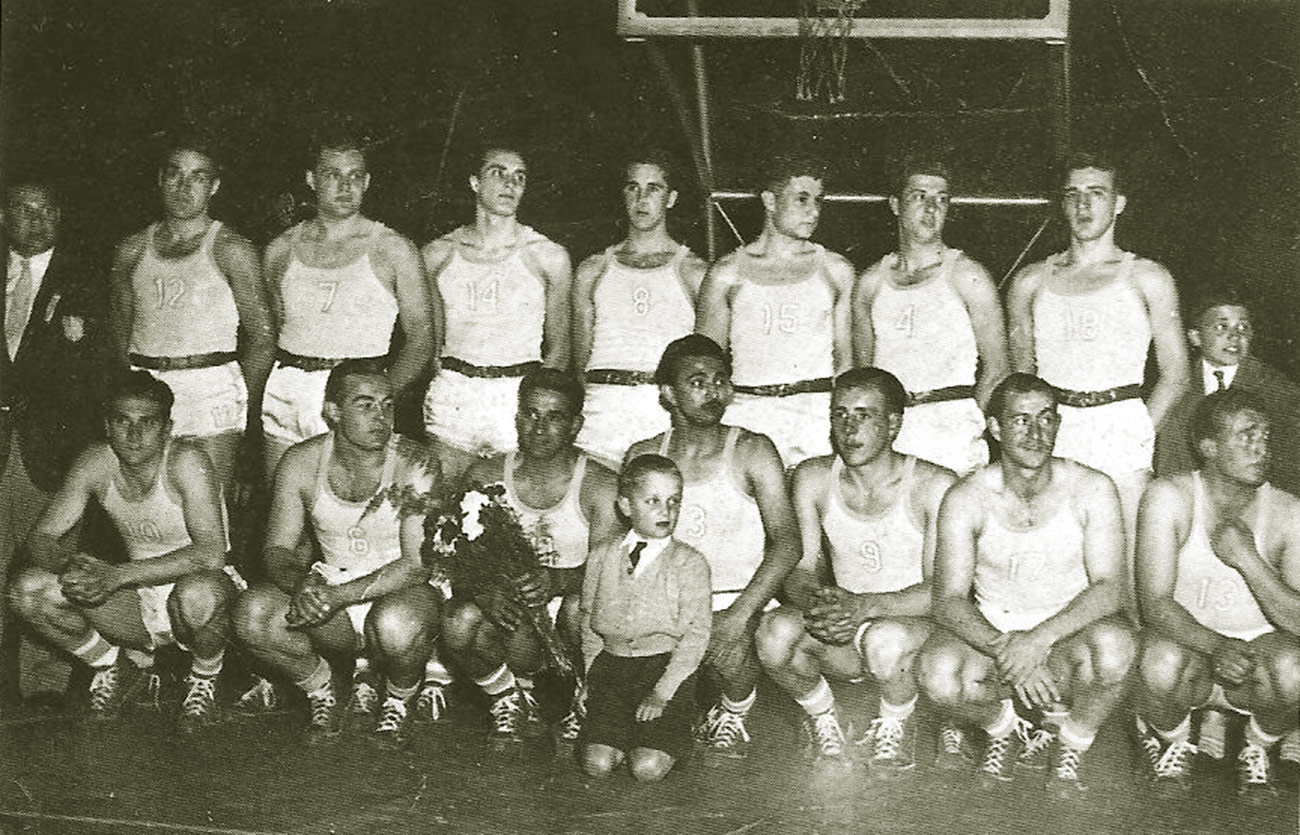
[466,279,499,312]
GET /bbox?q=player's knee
[1262,643,1300,706]
[440,598,484,652]
[1088,621,1138,686]
[7,568,59,620]
[917,643,964,707]
[370,598,435,659]
[580,745,622,778]
[629,749,673,783]
[1138,635,1198,695]
[755,608,804,670]
[862,620,913,681]
[232,587,285,646]
[171,570,230,626]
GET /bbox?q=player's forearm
[733,546,798,619]
[935,596,1002,656]
[1145,597,1229,656]
[389,340,431,394]
[1145,375,1188,428]
[27,532,71,573]
[1033,579,1124,647]
[115,543,226,590]
[858,583,931,620]
[783,567,823,612]
[331,557,429,607]
[240,337,276,428]
[1236,560,1300,636]
[265,545,310,595]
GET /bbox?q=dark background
[2,0,1297,370]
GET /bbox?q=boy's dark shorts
[582,651,696,761]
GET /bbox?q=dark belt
[130,351,237,371]
[907,384,975,408]
[585,368,656,386]
[275,349,385,373]
[442,357,541,379]
[734,377,832,398]
[1052,383,1143,409]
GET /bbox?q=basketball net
[796,0,864,103]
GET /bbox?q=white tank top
[823,457,926,594]
[1173,473,1275,641]
[129,221,239,357]
[504,452,591,570]
[1033,252,1150,390]
[973,467,1090,624]
[310,434,404,584]
[586,245,696,373]
[100,443,196,562]
[278,221,397,359]
[660,426,766,594]
[729,247,836,387]
[870,250,978,392]
[438,228,547,366]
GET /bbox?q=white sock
[721,689,756,716]
[984,699,1019,739]
[387,680,419,701]
[72,634,117,669]
[1154,714,1192,745]
[295,658,332,697]
[879,694,918,722]
[190,651,224,679]
[794,678,836,717]
[1245,715,1282,750]
[424,655,453,685]
[475,664,516,697]
[1058,720,1095,752]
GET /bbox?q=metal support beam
[710,191,1051,206]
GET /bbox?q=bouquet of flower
[422,483,577,679]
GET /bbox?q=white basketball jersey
[870,249,978,392]
[729,247,836,386]
[822,457,925,595]
[504,452,591,570]
[310,434,404,584]
[586,245,696,373]
[129,221,239,357]
[438,228,547,366]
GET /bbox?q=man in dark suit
[1155,291,1300,497]
[2,180,109,709]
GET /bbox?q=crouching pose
[756,368,955,775]
[1135,389,1300,803]
[580,454,711,782]
[917,373,1136,798]
[234,360,441,747]
[9,372,235,732]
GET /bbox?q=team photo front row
[7,340,1299,805]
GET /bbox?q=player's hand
[1210,518,1258,571]
[60,555,120,607]
[1211,637,1255,687]
[1013,664,1061,709]
[805,587,860,646]
[635,691,668,722]
[706,608,753,675]
[514,570,553,610]
[287,573,336,628]
[487,587,523,630]
[993,629,1055,687]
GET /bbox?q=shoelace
[810,712,846,757]
[237,678,277,710]
[710,710,750,747]
[868,717,903,760]
[416,684,447,721]
[89,665,119,710]
[1055,745,1083,780]
[142,672,163,712]
[559,710,582,741]
[182,675,217,717]
[309,689,337,728]
[982,733,1013,774]
[490,691,523,733]
[1018,726,1054,766]
[1238,743,1270,786]
[375,697,407,734]
[1155,740,1197,777]
[939,723,965,755]
[350,680,379,714]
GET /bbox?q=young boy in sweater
[579,454,711,782]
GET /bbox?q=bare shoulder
[276,435,328,489]
[212,225,260,270]
[706,250,745,285]
[113,228,149,270]
[821,249,856,285]
[421,233,459,275]
[624,434,664,466]
[734,428,785,472]
[525,233,571,272]
[466,453,506,487]
[575,250,609,283]
[1008,257,1051,298]
[791,454,834,489]
[941,466,990,514]
[264,227,295,268]
[376,224,420,257]
[582,457,619,497]
[949,251,996,289]
[854,256,889,295]
[168,438,220,484]
[1268,485,1300,527]
[1140,472,1194,518]
[913,457,959,497]
[72,443,117,486]
[1128,256,1177,297]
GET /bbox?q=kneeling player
[233,360,441,747]
[757,368,955,774]
[1135,389,1300,803]
[579,455,711,782]
[917,373,1136,797]
[9,372,235,732]
[441,369,619,742]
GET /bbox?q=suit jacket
[1,243,111,492]
[1155,355,1300,496]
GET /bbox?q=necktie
[628,540,647,574]
[1213,369,1226,392]
[6,257,33,361]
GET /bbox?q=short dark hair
[889,153,953,199]
[761,152,827,195]
[6,179,59,208]
[518,367,584,415]
[834,367,907,417]
[624,148,679,193]
[1062,149,1123,194]
[619,453,682,498]
[1190,388,1270,464]
[1189,287,1251,327]
[107,370,174,420]
[160,129,223,177]
[324,358,390,405]
[987,373,1057,420]
[309,126,370,170]
[474,141,528,176]
[655,334,732,386]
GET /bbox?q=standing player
[233,360,441,747]
[8,372,234,732]
[571,150,707,467]
[757,368,956,774]
[853,156,1008,475]
[110,136,275,490]
[695,155,854,467]
[625,335,800,757]
[1135,389,1300,802]
[441,369,619,741]
[1007,151,1188,564]
[423,144,572,458]
[917,373,1136,797]
[262,130,433,481]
